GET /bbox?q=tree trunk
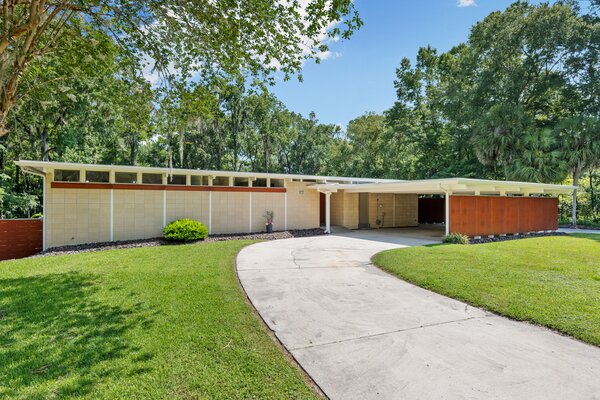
[41,128,49,161]
[590,171,595,213]
[178,131,184,168]
[572,168,580,226]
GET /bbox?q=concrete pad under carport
[236,231,600,400]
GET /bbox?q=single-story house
[16,160,575,251]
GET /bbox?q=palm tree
[471,104,531,178]
[510,128,562,183]
[555,116,600,226]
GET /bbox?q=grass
[559,217,600,228]
[0,241,319,399]
[373,234,600,347]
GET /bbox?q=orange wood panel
[0,219,43,260]
[51,182,286,193]
[449,195,558,236]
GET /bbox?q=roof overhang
[310,178,575,196]
[14,160,401,185]
[15,160,575,196]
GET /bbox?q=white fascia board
[15,160,401,184]
[323,178,574,195]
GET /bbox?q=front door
[359,193,370,229]
[320,193,326,225]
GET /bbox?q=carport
[312,178,574,237]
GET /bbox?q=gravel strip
[36,229,325,257]
[558,224,600,231]
[469,231,567,244]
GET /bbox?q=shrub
[443,233,470,245]
[163,219,208,241]
[31,212,43,219]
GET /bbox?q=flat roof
[312,178,575,196]
[16,160,575,195]
[15,160,400,184]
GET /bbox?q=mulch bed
[469,231,568,245]
[36,228,325,257]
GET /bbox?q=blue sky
[270,0,538,128]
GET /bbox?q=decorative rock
[469,231,567,244]
[35,229,326,257]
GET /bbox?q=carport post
[440,185,451,236]
[325,191,332,234]
[445,194,450,236]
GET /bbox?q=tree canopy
[0,0,361,135]
[0,0,598,226]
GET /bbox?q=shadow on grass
[0,272,155,397]
[570,233,600,244]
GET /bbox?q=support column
[445,193,450,236]
[284,179,288,231]
[42,174,47,250]
[248,192,252,233]
[110,189,114,241]
[208,191,213,234]
[162,190,167,228]
[392,194,396,227]
[325,191,332,234]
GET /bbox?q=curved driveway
[236,229,600,400]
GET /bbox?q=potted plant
[264,210,274,233]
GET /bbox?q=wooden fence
[0,219,43,261]
[449,195,558,236]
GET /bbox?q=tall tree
[555,116,600,225]
[0,0,362,136]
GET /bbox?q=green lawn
[0,242,319,399]
[373,234,600,347]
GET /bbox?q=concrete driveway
[236,230,600,400]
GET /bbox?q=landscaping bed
[37,228,325,257]
[469,231,567,244]
[0,241,321,399]
[373,234,600,347]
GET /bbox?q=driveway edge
[234,243,328,399]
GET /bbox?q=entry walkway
[236,230,600,399]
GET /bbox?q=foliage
[0,0,362,136]
[163,219,208,241]
[1,0,598,225]
[0,241,319,398]
[559,170,600,224]
[264,210,274,225]
[337,1,599,222]
[0,173,39,218]
[374,234,600,347]
[442,233,470,244]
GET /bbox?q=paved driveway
[236,230,600,400]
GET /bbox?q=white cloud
[457,0,476,7]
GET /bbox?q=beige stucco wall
[328,192,418,230]
[331,191,359,229]
[44,179,319,248]
[166,191,210,226]
[368,193,418,228]
[369,193,393,228]
[251,192,286,232]
[45,176,419,248]
[394,194,418,227]
[211,191,250,234]
[286,181,320,230]
[114,189,163,241]
[46,183,111,247]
